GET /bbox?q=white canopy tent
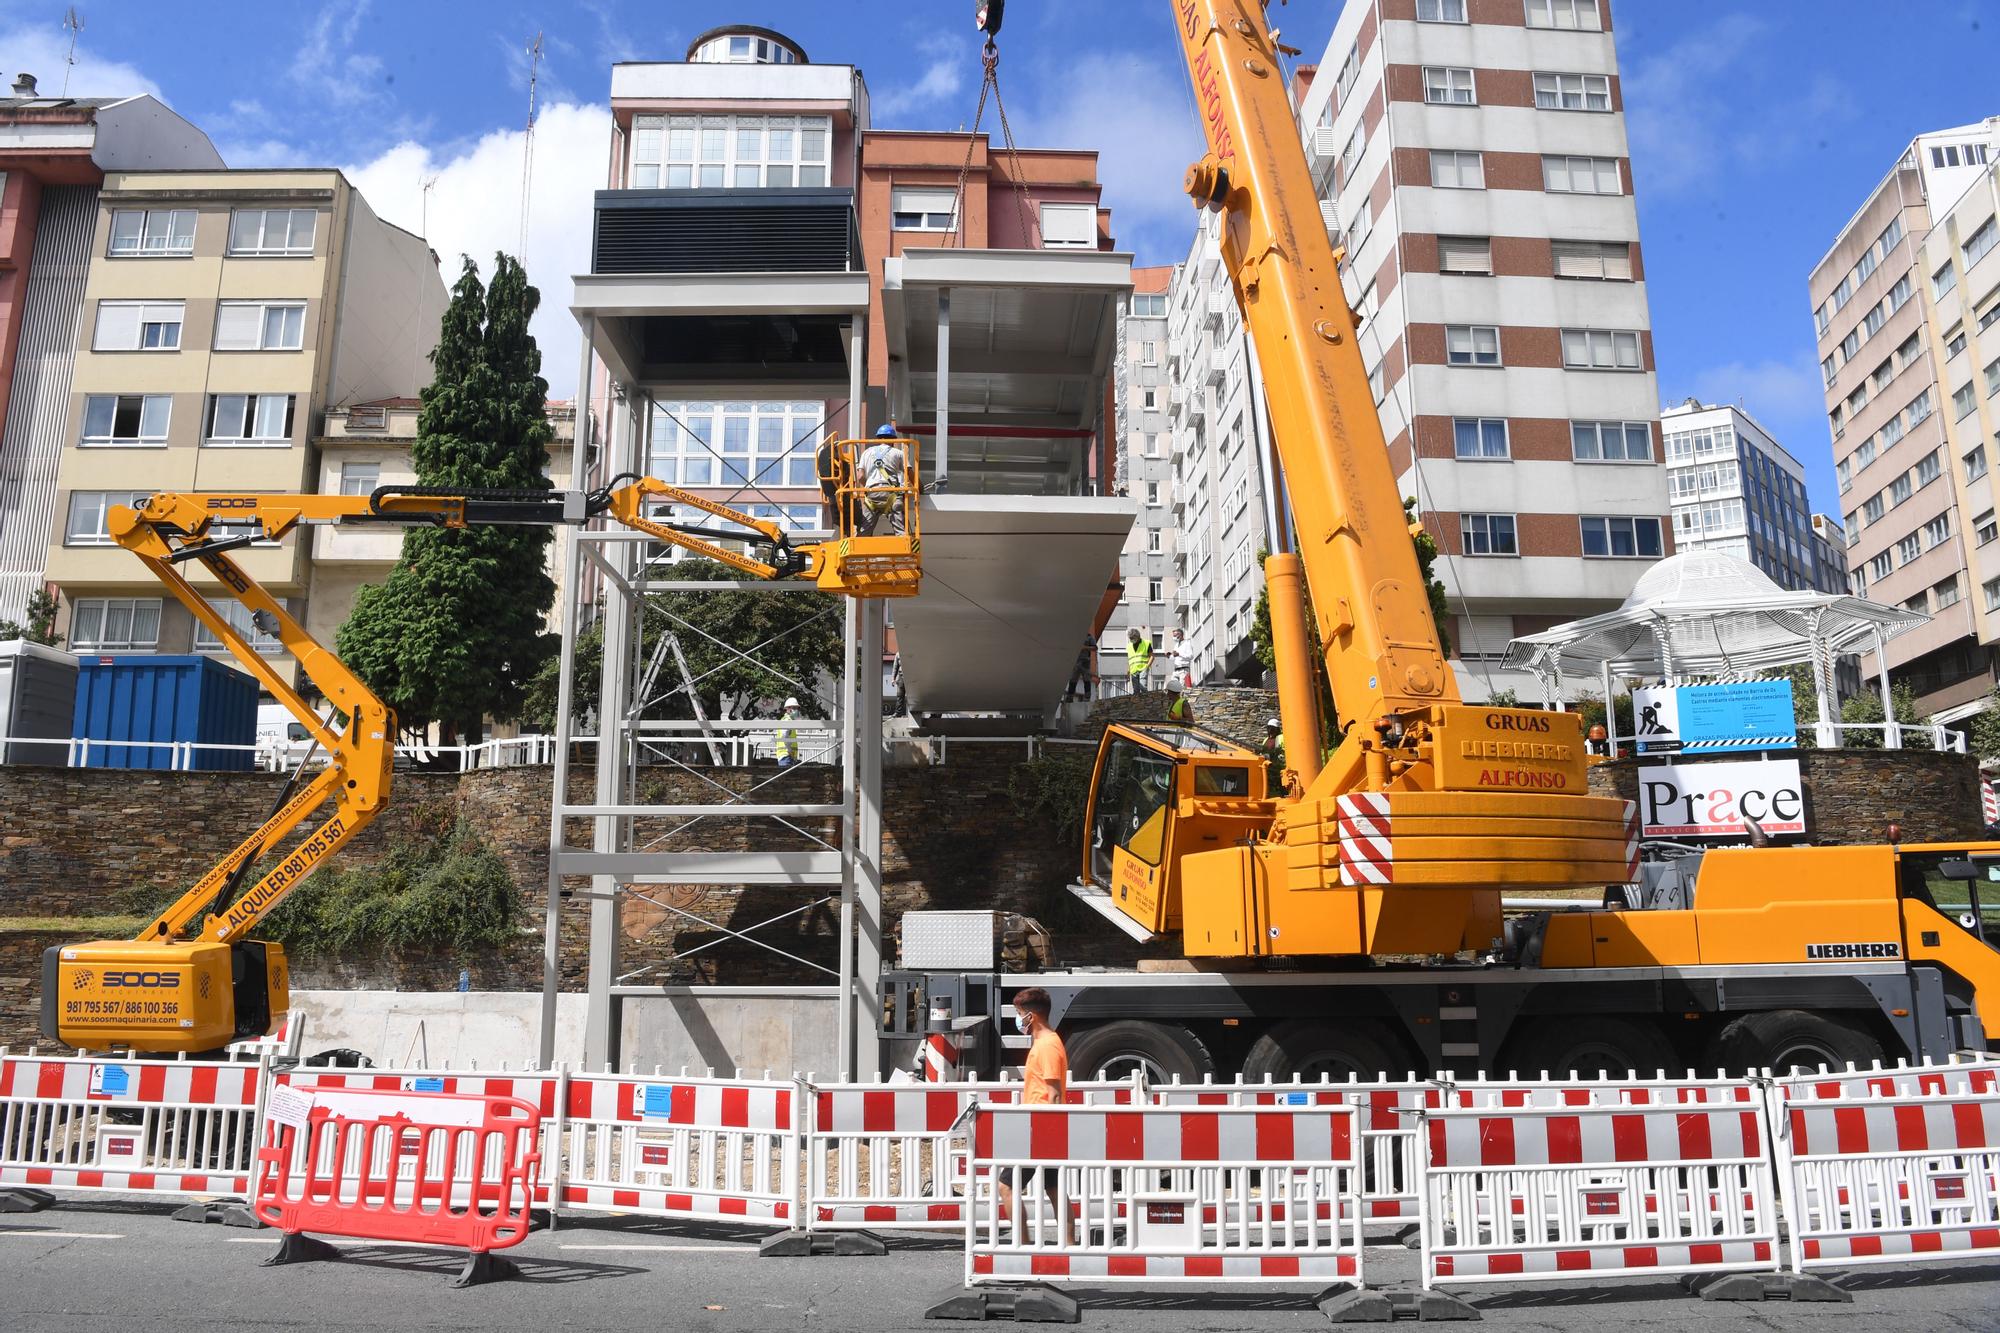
[1503,552,1929,749]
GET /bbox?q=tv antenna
[61,8,84,95]
[518,30,544,257]
[419,173,440,238]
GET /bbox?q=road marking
[0,1231,124,1240]
[557,1243,756,1254]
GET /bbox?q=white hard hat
[1166,678,1184,693]
[1266,717,1281,729]
[784,697,801,709]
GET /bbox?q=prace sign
[1636,758,1807,838]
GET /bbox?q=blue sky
[5,0,1998,516]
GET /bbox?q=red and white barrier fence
[1419,1095,1783,1287]
[1773,1072,2000,1269]
[963,1103,1365,1286]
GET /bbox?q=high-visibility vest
[1127,639,1152,676]
[1168,695,1190,722]
[775,714,799,761]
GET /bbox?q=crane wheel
[1063,1020,1214,1084]
[1240,1019,1413,1081]
[1499,1015,1676,1080]
[1707,1010,1885,1075]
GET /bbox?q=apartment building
[1913,139,2000,718]
[577,24,1133,719]
[1659,400,1819,590]
[1166,209,1278,684]
[0,75,221,623]
[1814,120,2000,714]
[1298,0,1670,700]
[1810,512,1852,598]
[308,398,577,646]
[1102,266,1174,684]
[42,169,446,669]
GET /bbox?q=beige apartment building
[1815,122,2000,716]
[43,169,446,671]
[308,398,577,646]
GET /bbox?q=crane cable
[949,34,1038,249]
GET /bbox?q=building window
[213,301,306,352]
[890,187,957,232]
[192,599,286,654]
[1896,532,1922,565]
[1533,72,1612,112]
[1863,492,1886,524]
[1868,550,1894,580]
[80,394,170,446]
[1453,418,1509,459]
[1415,0,1467,20]
[1916,449,1943,486]
[1148,579,1163,604]
[1580,515,1663,558]
[650,400,828,487]
[1551,240,1633,281]
[1437,235,1491,274]
[1934,261,1958,299]
[338,461,381,496]
[1821,354,1836,386]
[1146,482,1160,506]
[1955,382,1978,419]
[1142,388,1158,410]
[1908,387,1934,425]
[1836,456,1852,490]
[1340,125,1366,182]
[68,598,161,651]
[227,208,316,257]
[1839,329,1860,362]
[107,208,195,257]
[1133,293,1168,317]
[1525,0,1601,27]
[1889,472,1913,506]
[1146,528,1161,553]
[1966,446,1989,483]
[65,490,150,545]
[92,300,183,351]
[1560,328,1642,370]
[1934,575,1963,610]
[205,393,296,447]
[1965,217,1999,269]
[1445,324,1500,366]
[1461,512,1517,555]
[628,113,831,189]
[1923,513,1952,549]
[1429,149,1484,189]
[1978,509,1998,546]
[1040,202,1097,248]
[1423,67,1475,105]
[1986,577,2000,612]
[1983,303,2000,334]
[1335,44,1362,103]
[1572,420,1652,462]
[1542,154,1620,194]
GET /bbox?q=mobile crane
[44,442,920,1054]
[885,0,2000,1082]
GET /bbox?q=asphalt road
[3,1197,1999,1332]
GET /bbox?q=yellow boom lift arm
[46,440,920,1053]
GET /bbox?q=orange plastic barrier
[252,1085,541,1287]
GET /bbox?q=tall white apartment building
[1298,0,1669,700]
[1660,400,1819,590]
[1814,119,2000,715]
[1102,266,1176,685]
[1166,209,1278,684]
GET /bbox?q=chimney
[12,73,37,96]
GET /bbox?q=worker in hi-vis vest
[857,424,906,536]
[1126,627,1152,691]
[776,696,801,767]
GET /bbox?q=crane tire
[1239,1019,1414,1081]
[1709,1010,1885,1075]
[1501,1015,1676,1080]
[1063,1020,1214,1084]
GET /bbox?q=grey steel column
[848,317,864,438]
[855,596,886,1078]
[539,530,584,1069]
[935,288,951,487]
[1873,627,1899,750]
[584,389,637,1068]
[836,595,858,1079]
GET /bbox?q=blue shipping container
[72,655,260,771]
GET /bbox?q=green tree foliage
[259,816,519,959]
[1840,681,1930,750]
[1968,694,2000,762]
[336,256,556,742]
[0,588,61,646]
[521,557,847,730]
[1576,692,1635,740]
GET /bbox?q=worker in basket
[857,423,908,536]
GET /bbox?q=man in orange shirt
[996,987,1077,1245]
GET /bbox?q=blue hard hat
[874,424,898,438]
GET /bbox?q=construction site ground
[3,1196,1996,1331]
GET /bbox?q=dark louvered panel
[592,188,858,275]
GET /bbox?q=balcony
[591,188,861,275]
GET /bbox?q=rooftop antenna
[420,173,439,238]
[61,7,83,95]
[518,30,544,257]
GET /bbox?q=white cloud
[1012,51,1204,264]
[874,34,972,123]
[291,0,385,108]
[0,16,160,100]
[1684,355,1828,424]
[343,101,613,399]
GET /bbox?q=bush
[258,819,521,959]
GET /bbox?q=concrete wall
[287,986,836,1075]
